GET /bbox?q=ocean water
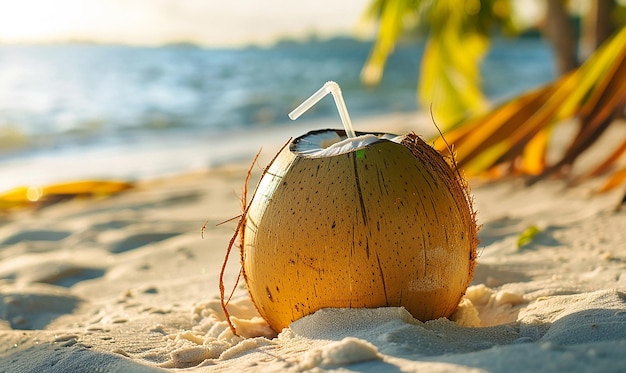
[0,37,555,191]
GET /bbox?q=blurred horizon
[0,0,558,191]
[0,0,371,47]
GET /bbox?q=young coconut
[224,82,478,333]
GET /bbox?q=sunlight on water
[0,37,554,190]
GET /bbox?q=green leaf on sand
[517,225,541,249]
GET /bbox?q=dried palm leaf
[432,26,626,191]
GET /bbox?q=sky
[0,0,371,47]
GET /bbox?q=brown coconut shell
[237,130,477,332]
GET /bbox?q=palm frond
[361,0,415,86]
[432,26,626,187]
[361,0,511,128]
[419,5,489,126]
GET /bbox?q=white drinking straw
[288,81,357,138]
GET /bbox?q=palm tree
[361,0,626,199]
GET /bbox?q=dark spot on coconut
[331,221,336,229]
[266,286,274,302]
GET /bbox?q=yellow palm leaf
[362,0,497,128]
[419,2,489,127]
[572,138,626,185]
[0,180,133,211]
[361,0,411,85]
[434,26,626,181]
[432,83,557,173]
[518,128,550,175]
[597,167,626,193]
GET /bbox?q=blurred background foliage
[361,0,626,192]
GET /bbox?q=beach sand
[1,115,626,372]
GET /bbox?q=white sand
[1,115,626,372]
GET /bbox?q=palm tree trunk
[581,0,614,60]
[544,0,579,74]
[579,0,623,119]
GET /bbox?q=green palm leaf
[361,0,511,127]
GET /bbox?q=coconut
[239,128,478,332]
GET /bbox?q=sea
[0,36,555,191]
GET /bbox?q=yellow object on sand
[0,180,134,210]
